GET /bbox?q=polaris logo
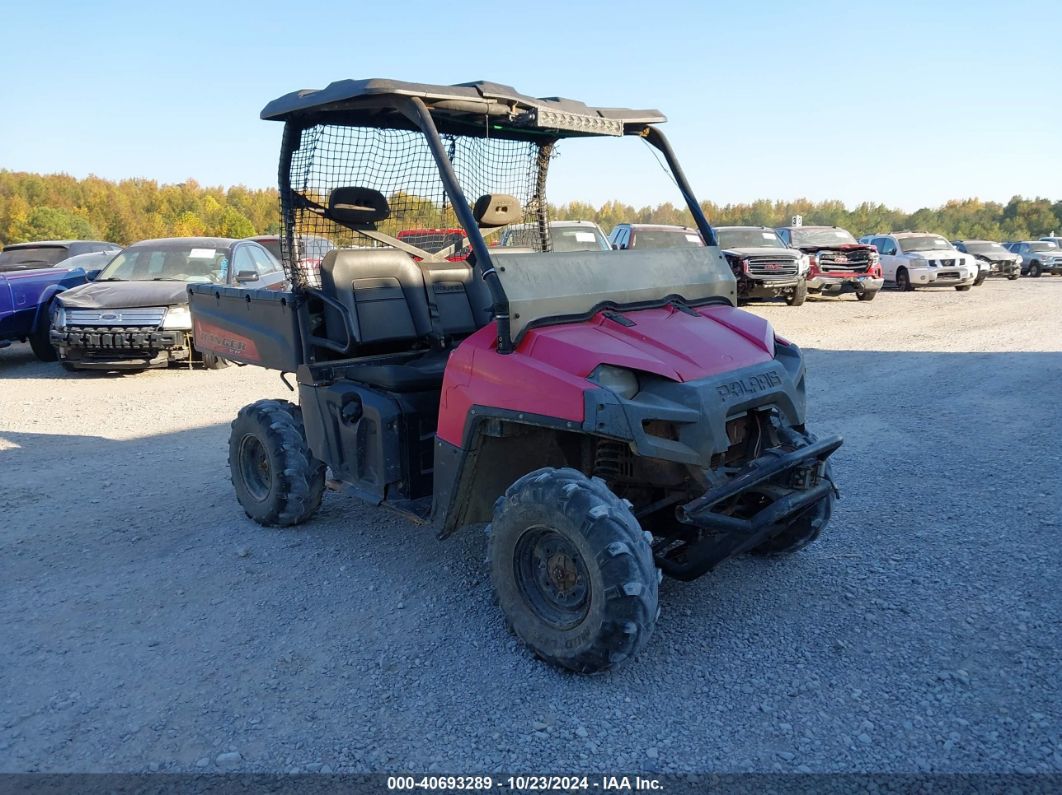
[716,371,782,401]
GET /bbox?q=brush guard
[656,434,843,581]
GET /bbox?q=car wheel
[201,352,229,370]
[29,321,59,362]
[785,280,807,307]
[856,289,877,301]
[955,285,972,291]
[1029,262,1042,278]
[488,467,658,674]
[896,268,913,291]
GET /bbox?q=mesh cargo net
[280,125,553,289]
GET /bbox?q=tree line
[1,170,1059,247]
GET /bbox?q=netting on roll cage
[279,125,554,289]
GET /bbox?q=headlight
[588,364,639,400]
[51,304,66,328]
[798,254,810,273]
[162,305,192,329]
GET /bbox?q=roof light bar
[523,107,624,136]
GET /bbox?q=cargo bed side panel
[187,284,303,370]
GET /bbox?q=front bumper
[988,261,1021,277]
[741,277,804,299]
[907,267,976,288]
[808,274,884,294]
[51,326,191,369]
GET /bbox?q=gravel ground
[1,279,1060,774]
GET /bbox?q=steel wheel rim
[239,434,271,502]
[514,526,591,629]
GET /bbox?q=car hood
[720,246,799,259]
[56,280,190,309]
[795,242,874,254]
[969,251,1020,261]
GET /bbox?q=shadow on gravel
[2,348,1061,773]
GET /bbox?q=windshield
[717,228,784,250]
[789,228,857,247]
[504,225,609,252]
[963,242,1009,255]
[0,246,70,271]
[97,245,230,283]
[1029,242,1059,252]
[898,236,952,253]
[631,229,704,249]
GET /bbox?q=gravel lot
[1,279,1060,774]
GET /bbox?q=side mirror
[235,270,259,283]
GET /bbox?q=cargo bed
[187,284,304,370]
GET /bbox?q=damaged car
[716,226,809,306]
[776,225,883,301]
[859,233,977,291]
[952,240,1021,281]
[51,237,284,371]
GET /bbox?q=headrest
[326,187,390,228]
[472,194,521,228]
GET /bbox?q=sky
[1,0,1060,212]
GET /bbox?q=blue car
[0,249,119,361]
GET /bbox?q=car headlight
[798,254,810,273]
[162,305,192,329]
[588,364,639,400]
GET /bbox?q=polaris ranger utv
[188,78,842,673]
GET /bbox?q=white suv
[858,233,977,291]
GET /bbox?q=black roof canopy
[260,78,666,140]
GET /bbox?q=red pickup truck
[776,225,883,301]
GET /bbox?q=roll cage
[264,78,719,354]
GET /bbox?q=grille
[929,258,956,267]
[66,307,166,327]
[817,250,871,273]
[746,256,799,277]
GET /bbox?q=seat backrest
[423,260,494,337]
[320,248,433,348]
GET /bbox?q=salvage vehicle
[501,220,611,252]
[952,240,1021,280]
[1005,240,1062,277]
[52,237,284,371]
[0,250,117,360]
[776,225,883,301]
[716,226,809,306]
[607,223,704,250]
[0,240,121,272]
[188,78,842,673]
[859,233,977,291]
[252,234,335,287]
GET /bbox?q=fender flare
[31,284,69,333]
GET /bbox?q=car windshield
[789,228,857,247]
[0,246,70,271]
[717,228,784,249]
[631,229,704,249]
[898,236,952,253]
[1029,242,1059,252]
[962,242,1009,255]
[505,225,609,252]
[97,245,230,283]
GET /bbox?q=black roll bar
[640,126,719,247]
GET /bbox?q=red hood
[523,304,774,381]
[437,303,777,446]
[796,242,875,254]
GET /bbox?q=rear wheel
[856,289,877,302]
[229,399,326,526]
[785,281,807,306]
[29,305,58,362]
[201,352,229,370]
[896,268,913,291]
[488,468,659,673]
[1028,262,1042,278]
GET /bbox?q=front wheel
[1028,262,1042,278]
[229,399,326,526]
[896,268,913,291]
[488,468,659,673]
[856,289,878,302]
[973,272,988,286]
[955,285,972,292]
[751,464,835,556]
[785,280,808,306]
